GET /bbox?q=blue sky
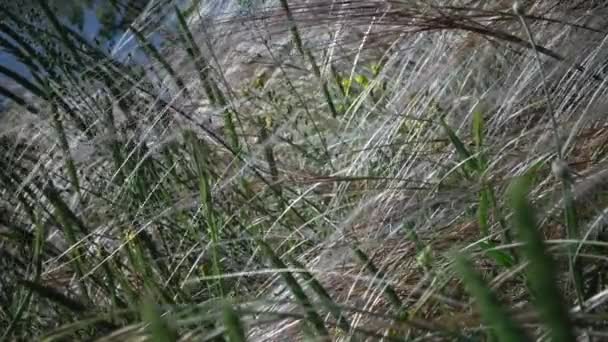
[0,4,165,107]
[1,8,101,79]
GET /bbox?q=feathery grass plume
[508,173,576,342]
[454,254,530,342]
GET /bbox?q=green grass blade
[19,280,87,313]
[472,109,484,149]
[222,303,247,342]
[472,109,487,171]
[141,299,178,342]
[454,254,529,342]
[257,239,330,339]
[130,26,191,100]
[478,187,490,236]
[174,6,218,105]
[352,246,403,313]
[508,175,576,342]
[279,0,338,118]
[441,119,477,175]
[287,255,357,340]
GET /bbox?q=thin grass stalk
[43,183,90,303]
[257,239,330,339]
[49,103,82,197]
[509,174,575,342]
[130,26,192,101]
[351,246,403,315]
[186,131,226,297]
[174,6,217,104]
[287,255,358,341]
[513,5,584,305]
[19,279,87,313]
[0,212,46,340]
[259,118,281,197]
[175,7,240,153]
[278,0,339,118]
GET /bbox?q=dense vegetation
[2,0,608,340]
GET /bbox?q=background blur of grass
[3,0,608,340]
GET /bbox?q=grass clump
[3,0,608,341]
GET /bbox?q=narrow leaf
[508,175,575,342]
[454,255,530,342]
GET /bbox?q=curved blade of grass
[287,255,358,341]
[34,0,83,66]
[185,130,225,297]
[0,64,46,100]
[130,26,191,100]
[174,6,218,105]
[508,175,576,342]
[351,246,403,313]
[278,0,338,118]
[440,119,477,176]
[454,254,530,342]
[19,279,87,313]
[0,83,40,114]
[49,102,82,196]
[256,239,330,339]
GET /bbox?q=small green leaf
[341,78,352,95]
[354,74,369,87]
[441,119,477,174]
[371,63,382,76]
[480,242,515,268]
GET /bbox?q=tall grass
[2,0,608,340]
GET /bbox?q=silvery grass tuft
[2,0,608,341]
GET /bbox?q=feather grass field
[3,0,608,340]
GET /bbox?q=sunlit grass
[2,0,608,340]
